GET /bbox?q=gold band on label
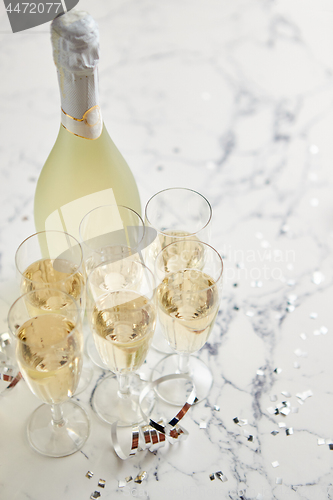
[61,105,100,122]
[61,123,102,140]
[61,104,102,140]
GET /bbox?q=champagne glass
[145,188,212,353]
[15,230,92,393]
[8,289,90,457]
[86,258,156,426]
[152,241,223,405]
[79,205,145,369]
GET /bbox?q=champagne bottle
[34,11,141,240]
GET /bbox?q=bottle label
[61,105,103,140]
[45,187,118,241]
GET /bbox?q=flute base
[27,401,90,457]
[151,354,213,406]
[91,373,155,426]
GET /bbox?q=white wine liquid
[21,258,84,315]
[149,230,205,273]
[34,125,141,240]
[157,269,219,353]
[91,290,155,373]
[16,314,83,404]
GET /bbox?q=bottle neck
[57,67,103,140]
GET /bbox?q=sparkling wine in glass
[15,230,92,394]
[145,187,212,353]
[152,241,223,405]
[8,289,90,457]
[86,258,156,425]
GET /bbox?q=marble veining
[0,1,333,499]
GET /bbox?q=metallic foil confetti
[247,435,254,442]
[312,271,324,284]
[90,492,101,499]
[86,471,94,479]
[294,348,307,357]
[310,312,318,319]
[246,310,255,317]
[98,480,106,488]
[293,362,300,369]
[134,471,147,484]
[251,280,263,288]
[214,405,220,411]
[281,391,291,398]
[256,370,264,376]
[111,374,195,460]
[215,471,228,482]
[233,417,239,424]
[271,430,279,436]
[317,438,325,446]
[200,420,207,429]
[276,478,283,485]
[209,473,215,481]
[125,476,133,483]
[274,367,282,374]
[272,461,280,468]
[237,419,248,427]
[280,407,291,417]
[296,389,313,401]
[287,294,297,303]
[292,407,299,413]
[329,444,333,451]
[310,198,319,207]
[320,326,328,335]
[300,333,307,340]
[286,428,293,436]
[118,480,126,488]
[286,305,295,313]
[278,422,286,428]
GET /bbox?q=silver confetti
[98,479,106,488]
[281,391,291,398]
[294,348,307,357]
[296,389,313,401]
[237,419,248,427]
[286,428,293,436]
[312,271,324,284]
[267,407,276,415]
[215,471,228,482]
[118,480,126,488]
[317,438,325,446]
[300,333,307,340]
[200,420,207,429]
[280,407,291,416]
[251,280,263,288]
[90,492,101,499]
[281,224,290,233]
[292,407,299,413]
[310,312,318,319]
[86,471,94,479]
[246,310,255,317]
[274,367,282,374]
[214,405,220,411]
[320,326,328,335]
[276,477,283,485]
[272,461,280,468]
[278,422,286,428]
[286,305,295,313]
[271,430,279,436]
[329,444,333,451]
[313,329,321,336]
[293,362,300,369]
[209,473,215,481]
[256,369,265,376]
[287,294,297,303]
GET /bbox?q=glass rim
[144,187,212,237]
[79,204,146,252]
[155,240,223,292]
[7,288,81,348]
[86,257,156,302]
[15,230,84,284]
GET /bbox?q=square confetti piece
[272,461,280,468]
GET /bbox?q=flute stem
[117,372,130,399]
[51,403,65,427]
[178,353,190,374]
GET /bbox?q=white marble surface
[1,1,333,499]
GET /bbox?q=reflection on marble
[0,0,333,499]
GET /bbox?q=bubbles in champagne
[17,314,82,404]
[91,290,156,373]
[157,269,219,353]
